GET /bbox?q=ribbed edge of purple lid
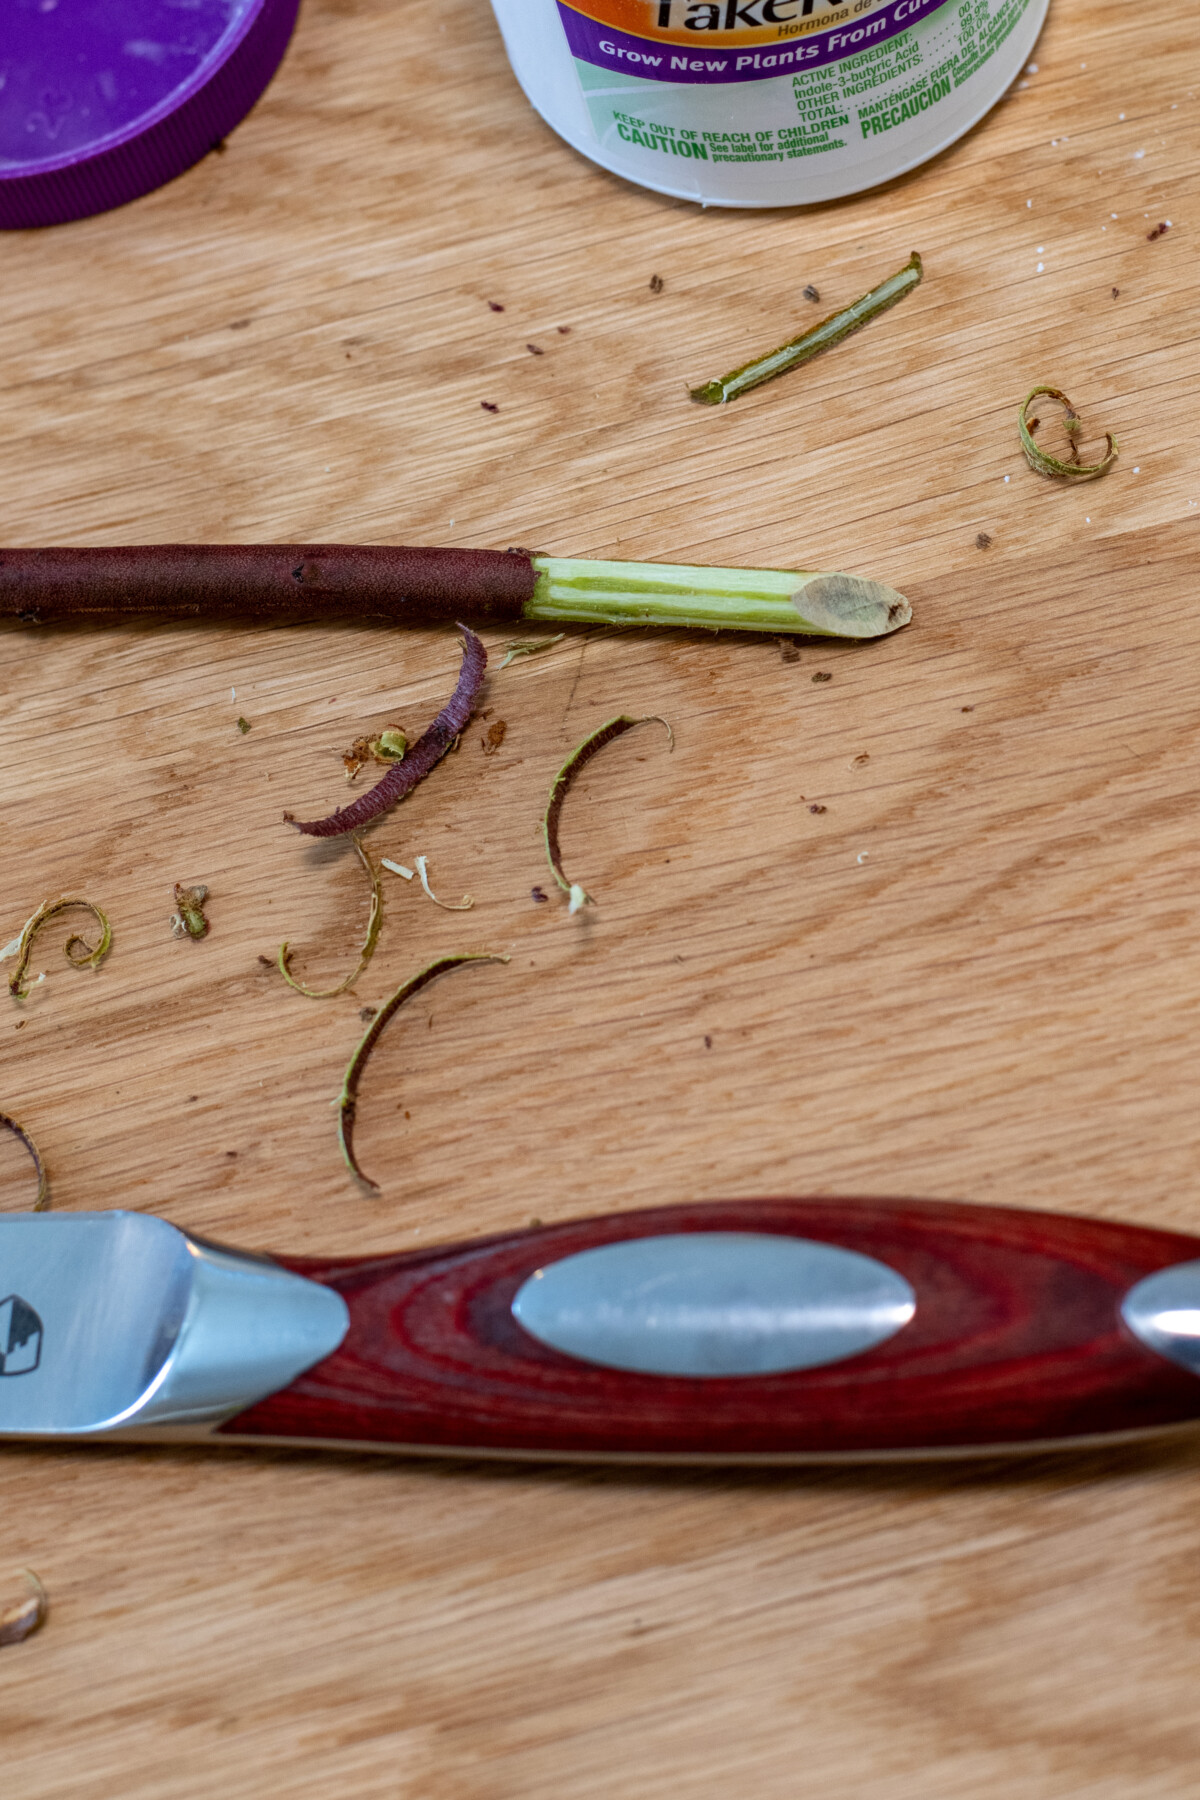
[0,0,301,231]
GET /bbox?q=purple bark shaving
[286,626,487,839]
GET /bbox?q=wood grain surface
[2,0,1199,1792]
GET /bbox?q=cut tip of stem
[790,574,910,639]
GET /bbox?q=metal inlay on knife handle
[224,1198,1200,1461]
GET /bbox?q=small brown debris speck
[482,720,508,757]
[802,284,820,303]
[778,639,801,664]
[257,954,274,968]
[704,1035,713,1049]
[557,326,572,335]
[359,1006,377,1022]
[975,532,992,549]
[809,803,827,814]
[0,1572,46,1648]
[531,886,548,903]
[236,716,251,734]
[527,343,544,357]
[1148,222,1171,240]
[481,401,499,413]
[488,300,505,312]
[528,1216,543,1228]
[853,753,870,767]
[649,274,664,294]
[811,671,832,684]
[1112,287,1120,299]
[962,705,975,713]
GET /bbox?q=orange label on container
[565,0,889,47]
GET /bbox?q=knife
[4,1197,1200,1461]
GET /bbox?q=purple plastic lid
[0,0,300,229]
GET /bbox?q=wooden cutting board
[2,0,1199,1792]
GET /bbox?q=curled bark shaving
[1019,386,1118,480]
[0,1571,47,1646]
[542,715,674,913]
[0,1112,49,1211]
[279,838,383,999]
[7,898,112,1000]
[414,856,473,912]
[286,627,487,838]
[337,953,508,1190]
[499,633,565,669]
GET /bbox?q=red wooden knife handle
[223,1199,1200,1460]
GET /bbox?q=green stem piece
[525,557,909,640]
[689,250,923,407]
[6,897,112,1000]
[500,633,566,669]
[279,837,383,1000]
[337,952,509,1191]
[1018,385,1118,480]
[0,1111,49,1211]
[543,715,674,914]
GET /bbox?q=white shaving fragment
[0,935,22,962]
[857,852,870,865]
[382,859,414,880]
[415,855,473,912]
[568,883,590,915]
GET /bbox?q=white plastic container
[489,0,1049,208]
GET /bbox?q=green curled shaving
[0,1112,49,1211]
[337,952,509,1191]
[543,715,674,914]
[1019,385,1118,480]
[499,634,565,670]
[279,837,383,1000]
[6,898,112,1001]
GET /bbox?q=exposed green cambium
[525,557,910,640]
[1019,385,1118,481]
[689,251,923,406]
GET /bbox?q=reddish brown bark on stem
[0,546,536,626]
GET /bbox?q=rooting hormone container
[489,0,1049,208]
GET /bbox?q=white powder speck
[1133,466,1140,473]
[857,852,869,866]
[1134,149,1145,159]
[1026,199,1032,207]
[1026,62,1038,72]
[1037,262,1044,272]
[230,687,236,702]
[1119,113,1125,120]
[1101,226,1106,232]
[1037,245,1045,252]
[1086,517,1091,523]
[1018,80,1028,88]
[1111,212,1118,218]
[1004,475,1010,484]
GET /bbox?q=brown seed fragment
[482,719,508,756]
[481,401,499,413]
[0,1572,47,1647]
[488,300,505,312]
[649,274,664,294]
[531,886,548,903]
[527,343,544,356]
[802,284,820,303]
[811,671,832,684]
[975,532,992,549]
[852,753,870,767]
[236,716,251,734]
[1147,222,1170,240]
[1112,287,1120,299]
[809,804,827,815]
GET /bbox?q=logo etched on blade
[0,1295,43,1376]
